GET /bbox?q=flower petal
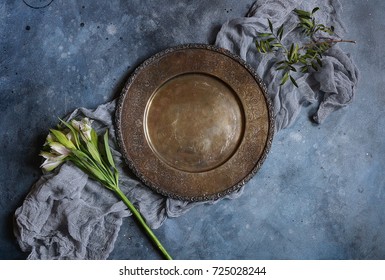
[39,151,56,159]
[50,142,71,156]
[66,132,77,146]
[80,118,93,142]
[71,119,81,131]
[44,133,55,145]
[40,155,66,172]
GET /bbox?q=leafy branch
[255,7,356,87]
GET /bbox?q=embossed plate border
[115,44,274,201]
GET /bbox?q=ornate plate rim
[115,44,274,201]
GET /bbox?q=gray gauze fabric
[14,0,358,259]
[216,0,359,131]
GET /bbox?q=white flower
[50,142,71,156]
[39,151,68,172]
[71,118,93,142]
[39,138,71,172]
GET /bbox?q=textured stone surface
[1,0,384,259]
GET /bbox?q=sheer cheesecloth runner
[14,0,358,259]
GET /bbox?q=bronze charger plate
[116,44,274,201]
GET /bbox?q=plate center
[145,73,244,173]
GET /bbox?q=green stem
[114,187,173,260]
[303,38,356,49]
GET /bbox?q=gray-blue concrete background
[1,0,384,259]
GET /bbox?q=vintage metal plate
[116,44,274,201]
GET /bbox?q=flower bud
[71,118,93,142]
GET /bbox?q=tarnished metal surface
[116,44,274,201]
[145,73,244,173]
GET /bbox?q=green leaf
[272,43,283,48]
[255,41,261,52]
[289,43,297,61]
[259,33,272,37]
[71,149,88,161]
[268,19,273,33]
[59,118,80,149]
[318,42,330,52]
[72,149,115,189]
[288,43,294,59]
[290,75,299,88]
[300,65,309,73]
[294,9,312,18]
[294,44,299,61]
[312,7,320,14]
[82,160,105,182]
[301,18,313,28]
[299,57,307,64]
[91,129,98,149]
[50,129,75,149]
[260,41,267,53]
[306,49,316,55]
[103,130,116,168]
[311,61,319,71]
[86,141,102,164]
[280,72,289,86]
[114,168,119,186]
[277,24,284,40]
[258,41,270,51]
